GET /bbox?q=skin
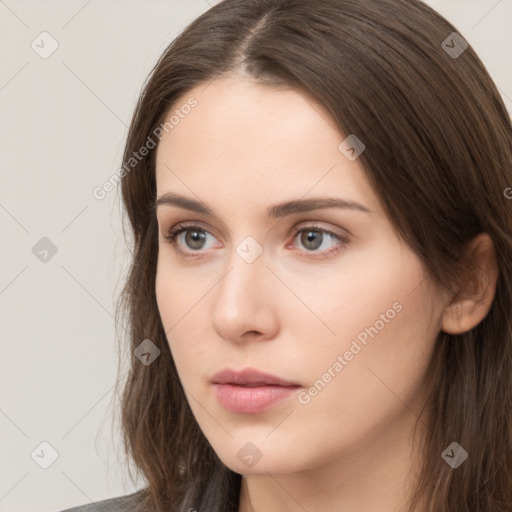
[154,75,498,512]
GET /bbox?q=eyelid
[162,219,347,239]
[164,220,219,242]
[287,222,349,258]
[289,220,348,239]
[161,220,349,258]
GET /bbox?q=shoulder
[57,490,144,512]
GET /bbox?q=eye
[288,223,348,258]
[162,223,218,256]
[161,222,348,259]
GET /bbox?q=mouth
[210,367,301,414]
[210,367,301,387]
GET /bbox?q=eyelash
[161,222,348,260]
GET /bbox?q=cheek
[155,257,200,327]
[294,245,437,410]
[155,263,187,365]
[294,242,426,354]
[155,261,212,381]
[155,262,173,331]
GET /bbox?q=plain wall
[0,1,510,511]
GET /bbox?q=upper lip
[210,367,301,387]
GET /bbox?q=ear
[441,232,499,335]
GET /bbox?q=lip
[211,367,301,387]
[211,367,301,414]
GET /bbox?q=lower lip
[213,383,300,413]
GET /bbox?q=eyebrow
[154,193,373,220]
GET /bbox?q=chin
[213,441,306,476]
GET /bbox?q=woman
[60,0,512,510]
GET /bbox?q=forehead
[155,77,377,210]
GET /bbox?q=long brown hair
[111,0,512,510]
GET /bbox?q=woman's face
[154,76,445,475]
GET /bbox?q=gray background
[0,1,510,511]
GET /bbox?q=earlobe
[441,233,499,335]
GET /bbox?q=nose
[211,244,280,344]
